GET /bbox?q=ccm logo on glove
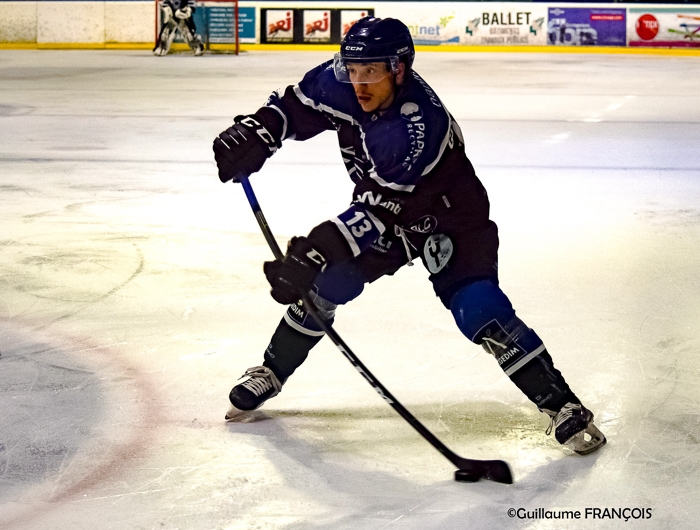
[263,237,328,305]
[213,114,280,183]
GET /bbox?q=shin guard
[451,280,579,411]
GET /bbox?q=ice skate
[192,36,204,56]
[544,402,606,455]
[225,366,283,420]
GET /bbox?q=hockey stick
[238,176,513,485]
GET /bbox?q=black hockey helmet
[334,17,415,83]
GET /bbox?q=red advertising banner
[261,8,374,45]
[628,7,700,48]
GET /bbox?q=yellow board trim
[2,42,700,57]
[238,44,700,56]
[413,44,700,56]
[0,42,153,50]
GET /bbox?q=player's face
[348,62,403,113]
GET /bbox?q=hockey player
[212,17,606,455]
[153,0,204,56]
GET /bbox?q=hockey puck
[454,469,480,483]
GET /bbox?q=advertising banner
[238,7,256,43]
[547,7,626,46]
[303,10,331,43]
[462,3,547,46]
[261,8,373,45]
[265,9,294,43]
[175,2,254,45]
[202,5,234,44]
[628,7,700,48]
[374,5,461,45]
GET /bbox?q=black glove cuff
[286,237,328,273]
[233,114,282,155]
[255,107,286,144]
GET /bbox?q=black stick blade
[480,459,513,484]
[454,458,513,485]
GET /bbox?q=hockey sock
[507,350,580,412]
[475,316,580,411]
[263,317,324,381]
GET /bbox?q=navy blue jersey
[256,60,491,265]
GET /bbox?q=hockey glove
[174,7,192,19]
[263,237,328,305]
[213,115,280,183]
[160,4,173,23]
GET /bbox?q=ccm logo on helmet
[344,45,364,51]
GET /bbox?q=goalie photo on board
[154,0,204,56]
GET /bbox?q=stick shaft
[238,176,472,469]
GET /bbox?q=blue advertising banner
[548,7,626,47]
[204,5,235,43]
[238,7,256,42]
[187,3,255,45]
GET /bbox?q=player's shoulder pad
[398,70,450,131]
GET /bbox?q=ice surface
[1,48,700,529]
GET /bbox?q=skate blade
[225,403,272,423]
[225,403,253,421]
[566,422,607,455]
[225,409,274,423]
